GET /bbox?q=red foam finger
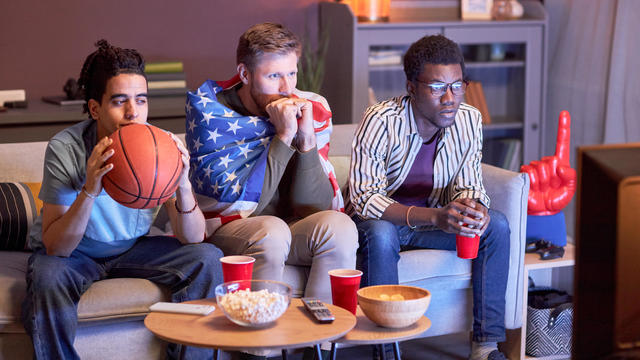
[528,193,546,214]
[547,187,574,212]
[557,166,577,185]
[542,156,561,188]
[555,111,571,167]
[531,160,550,190]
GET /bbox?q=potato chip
[379,294,390,301]
[391,294,405,301]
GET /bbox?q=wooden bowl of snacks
[357,285,430,328]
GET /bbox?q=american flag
[186,75,344,236]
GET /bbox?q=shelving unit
[320,0,548,167]
[507,243,574,360]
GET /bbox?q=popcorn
[218,289,288,325]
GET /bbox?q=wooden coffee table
[144,298,356,359]
[329,306,431,360]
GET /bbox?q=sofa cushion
[0,182,42,251]
[0,252,170,333]
[398,249,472,290]
[330,155,350,192]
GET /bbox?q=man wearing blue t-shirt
[21,40,223,360]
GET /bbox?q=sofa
[0,123,529,359]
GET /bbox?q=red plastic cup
[328,269,362,314]
[220,256,255,283]
[456,234,480,259]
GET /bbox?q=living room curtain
[545,0,640,154]
[544,0,640,236]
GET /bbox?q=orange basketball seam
[142,124,159,209]
[157,151,182,208]
[118,125,143,205]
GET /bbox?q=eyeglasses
[415,80,468,97]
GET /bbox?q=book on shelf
[0,89,26,106]
[368,49,403,66]
[148,88,188,97]
[506,139,522,172]
[145,61,184,73]
[483,138,521,170]
[144,62,187,97]
[464,81,491,124]
[146,72,186,81]
[147,80,187,90]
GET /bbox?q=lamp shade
[355,0,390,22]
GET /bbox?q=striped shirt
[346,95,489,221]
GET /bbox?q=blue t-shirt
[28,120,159,258]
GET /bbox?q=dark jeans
[21,236,224,360]
[354,209,510,342]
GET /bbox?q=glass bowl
[214,279,292,327]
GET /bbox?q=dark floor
[220,332,470,360]
[319,332,469,360]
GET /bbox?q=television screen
[574,143,640,358]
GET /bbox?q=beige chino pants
[207,210,358,304]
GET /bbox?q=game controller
[526,239,565,260]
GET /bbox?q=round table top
[334,306,431,345]
[144,298,356,351]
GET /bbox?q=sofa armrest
[481,163,529,329]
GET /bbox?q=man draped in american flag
[185,24,357,358]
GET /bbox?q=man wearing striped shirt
[347,35,510,360]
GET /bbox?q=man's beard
[250,82,287,117]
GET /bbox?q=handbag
[525,283,573,357]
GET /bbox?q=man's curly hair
[403,34,465,82]
[78,39,146,115]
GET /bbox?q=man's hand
[520,111,576,216]
[434,198,487,237]
[292,98,316,152]
[265,97,299,146]
[168,132,191,190]
[85,136,114,196]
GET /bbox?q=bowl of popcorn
[215,280,292,327]
[357,285,430,328]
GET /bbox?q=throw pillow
[0,182,41,251]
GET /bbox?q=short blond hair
[236,23,301,70]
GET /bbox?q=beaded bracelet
[81,185,98,199]
[405,205,417,229]
[175,198,198,214]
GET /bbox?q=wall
[0,0,318,101]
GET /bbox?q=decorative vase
[510,0,524,18]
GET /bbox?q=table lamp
[354,0,390,22]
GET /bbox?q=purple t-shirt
[391,136,438,207]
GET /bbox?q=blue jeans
[21,236,224,360]
[355,209,510,342]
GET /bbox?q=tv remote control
[302,298,335,323]
[149,302,215,315]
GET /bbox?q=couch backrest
[0,141,48,183]
[0,124,359,185]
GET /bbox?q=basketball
[102,123,183,209]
